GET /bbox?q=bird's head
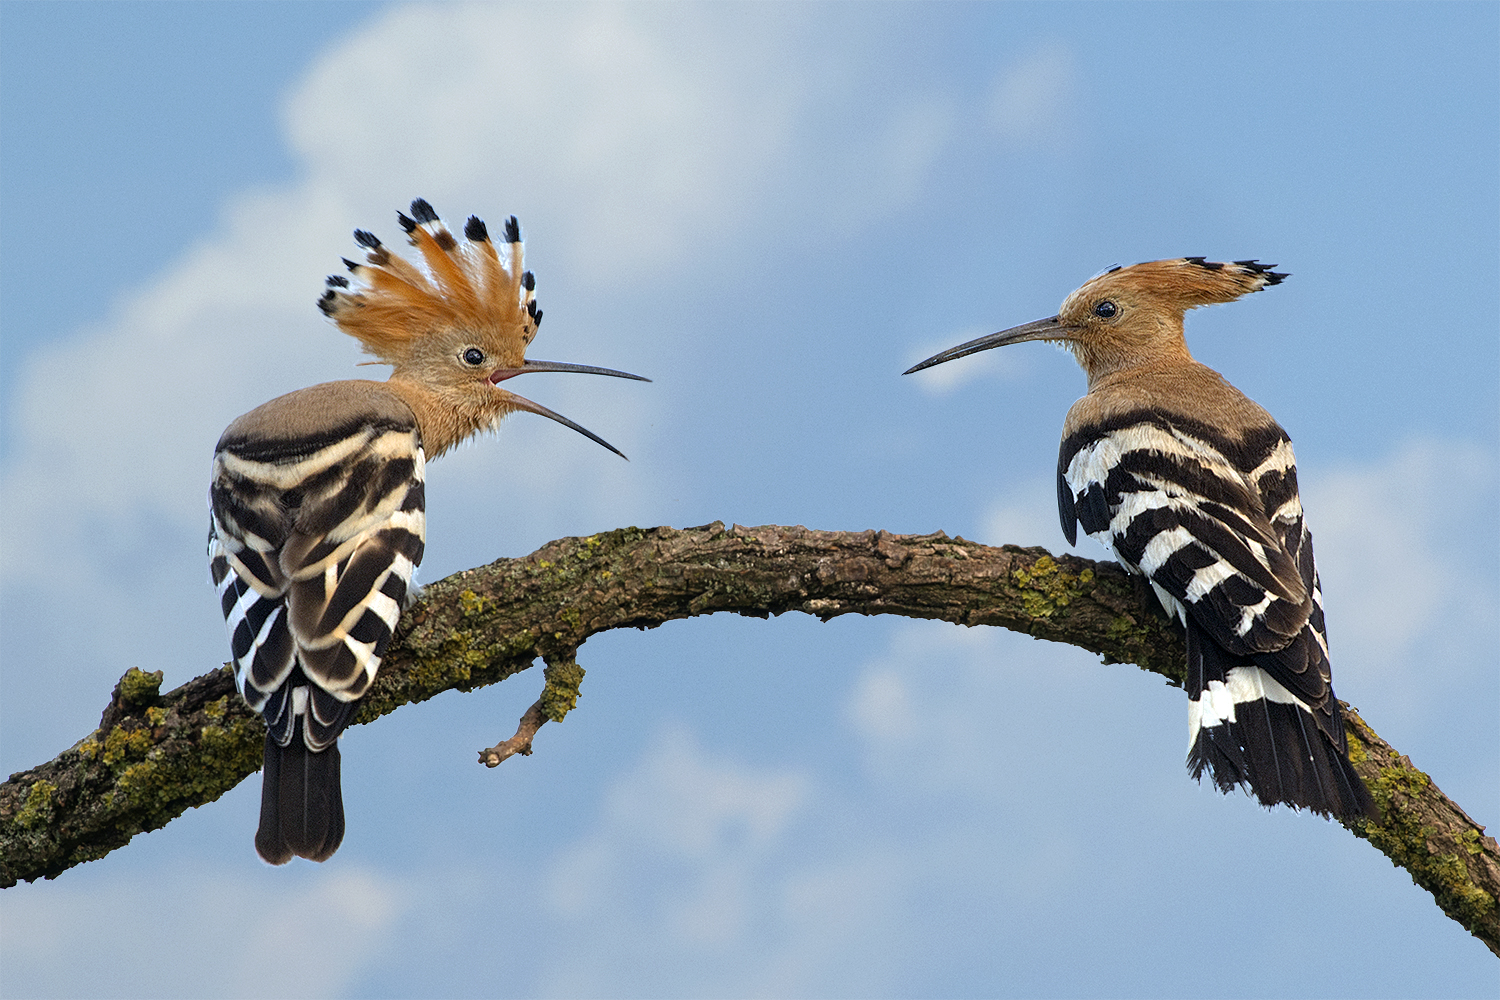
[319,199,647,457]
[905,257,1287,385]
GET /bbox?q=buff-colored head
[906,257,1286,384]
[319,199,646,457]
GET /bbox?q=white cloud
[538,725,817,992]
[846,665,919,742]
[530,707,1061,995]
[0,1,1017,582]
[982,472,1085,553]
[286,4,791,286]
[0,1,966,760]
[0,2,963,590]
[843,619,1109,803]
[1302,438,1498,723]
[0,867,402,999]
[544,725,810,920]
[282,3,955,288]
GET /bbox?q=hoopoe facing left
[209,199,646,864]
[906,258,1377,822]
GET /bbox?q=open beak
[903,315,1070,375]
[488,360,650,460]
[488,360,651,383]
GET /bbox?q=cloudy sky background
[1,2,1496,996]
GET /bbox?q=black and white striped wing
[1056,411,1373,818]
[208,384,426,750]
[1058,413,1312,659]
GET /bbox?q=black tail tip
[1189,719,1379,824]
[256,734,345,864]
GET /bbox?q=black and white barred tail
[209,381,427,863]
[1184,619,1371,819]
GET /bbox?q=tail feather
[255,733,345,864]
[1186,621,1376,822]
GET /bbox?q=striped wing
[1057,412,1337,726]
[208,384,426,750]
[1056,409,1374,817]
[1059,414,1310,654]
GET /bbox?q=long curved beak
[488,360,648,460]
[489,360,651,383]
[498,391,630,460]
[903,315,1070,375]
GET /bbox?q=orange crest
[318,199,541,367]
[1065,258,1287,315]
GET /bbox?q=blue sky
[1,2,1496,996]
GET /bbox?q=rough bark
[1,523,1494,956]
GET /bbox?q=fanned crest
[318,198,542,368]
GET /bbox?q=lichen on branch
[0,523,1494,956]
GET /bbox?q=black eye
[1094,300,1118,319]
[462,347,485,366]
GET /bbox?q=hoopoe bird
[906,258,1376,821]
[209,199,646,864]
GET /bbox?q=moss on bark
[1,523,1493,956]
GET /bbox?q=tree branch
[2,523,1494,955]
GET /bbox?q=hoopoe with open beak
[906,258,1376,821]
[209,199,647,864]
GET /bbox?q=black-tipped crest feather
[409,198,439,224]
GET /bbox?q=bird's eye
[461,347,485,366]
[1094,301,1118,319]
